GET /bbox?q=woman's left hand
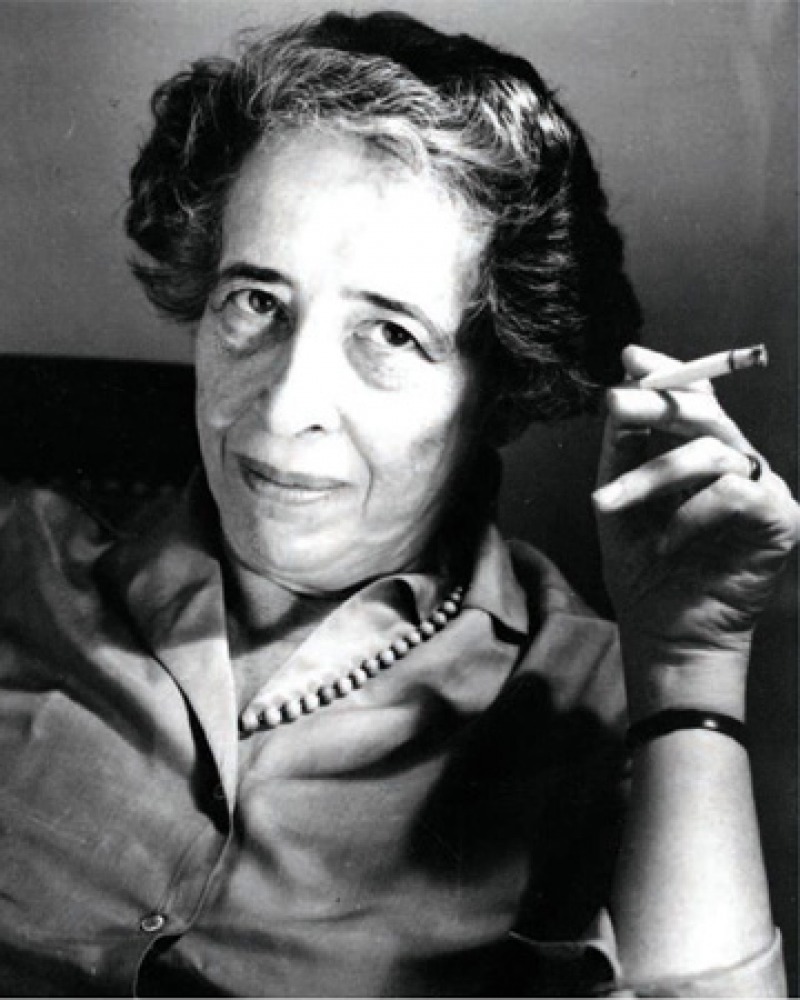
[593,345,800,720]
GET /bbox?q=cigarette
[636,344,768,391]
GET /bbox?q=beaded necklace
[240,583,465,734]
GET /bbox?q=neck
[223,555,346,649]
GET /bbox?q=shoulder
[0,481,118,574]
[0,484,129,690]
[0,483,127,640]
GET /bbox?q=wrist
[618,638,750,725]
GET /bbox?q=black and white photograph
[0,1,796,995]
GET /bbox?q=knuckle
[688,435,730,473]
[695,434,732,473]
[715,471,751,506]
[646,450,673,477]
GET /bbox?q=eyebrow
[216,263,291,287]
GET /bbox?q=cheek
[195,330,223,426]
[195,336,255,434]
[364,381,478,492]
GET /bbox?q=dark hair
[126,10,640,442]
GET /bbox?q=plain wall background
[0,0,796,989]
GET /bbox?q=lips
[237,455,347,500]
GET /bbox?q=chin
[234,533,344,589]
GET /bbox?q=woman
[0,10,796,996]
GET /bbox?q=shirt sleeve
[509,910,785,998]
[586,909,786,998]
[612,931,786,998]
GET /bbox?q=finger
[606,385,753,451]
[596,412,653,489]
[620,344,715,394]
[592,436,756,513]
[659,473,800,556]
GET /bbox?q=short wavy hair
[126,10,641,442]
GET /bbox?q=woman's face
[195,129,487,594]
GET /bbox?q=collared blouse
[0,481,784,996]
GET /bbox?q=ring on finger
[746,453,763,482]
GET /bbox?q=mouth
[236,456,347,502]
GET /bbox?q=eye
[208,284,292,355]
[229,288,280,317]
[380,323,414,347]
[366,321,420,351]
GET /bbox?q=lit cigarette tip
[736,343,768,370]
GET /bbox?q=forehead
[220,129,487,322]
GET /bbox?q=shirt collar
[99,469,530,721]
[460,521,529,636]
[98,474,240,800]
[107,467,529,631]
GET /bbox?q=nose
[256,319,342,438]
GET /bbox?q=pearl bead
[379,649,396,668]
[302,693,321,713]
[240,581,464,733]
[240,709,259,734]
[284,699,303,722]
[261,706,283,729]
[318,685,336,705]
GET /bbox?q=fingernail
[592,484,622,510]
